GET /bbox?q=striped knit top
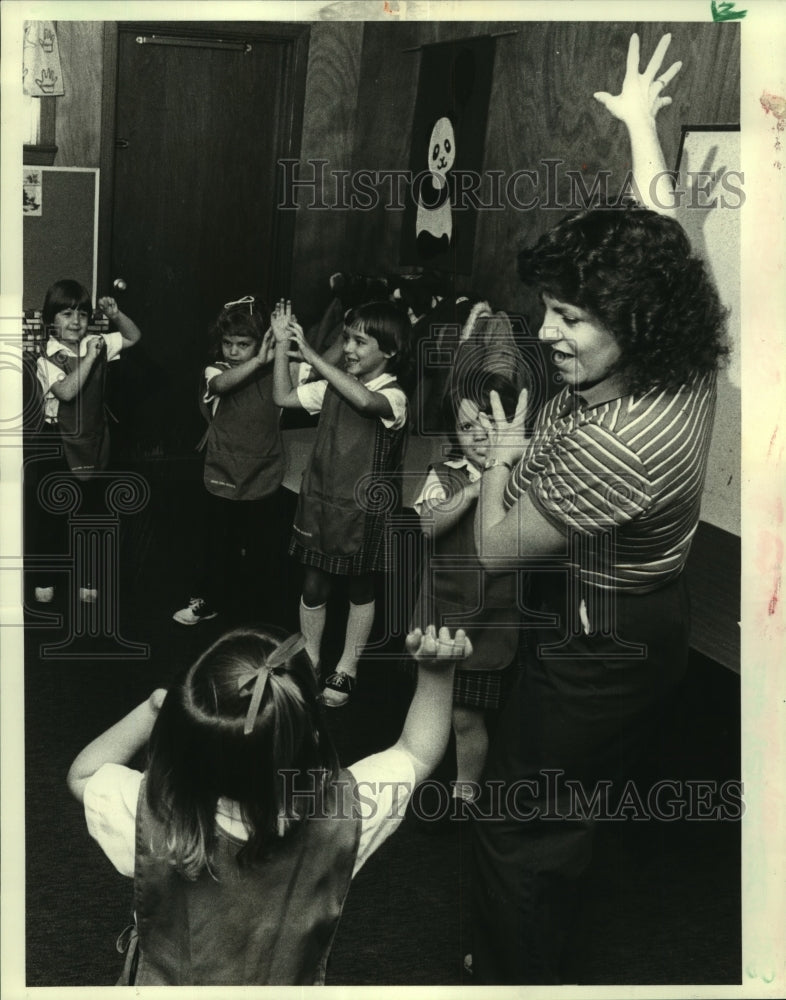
[503,371,717,591]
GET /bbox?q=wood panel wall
[54,21,103,167]
[289,22,365,323]
[51,18,740,323]
[290,20,740,324]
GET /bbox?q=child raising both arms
[272,299,411,706]
[173,296,284,626]
[32,279,141,603]
[67,624,471,986]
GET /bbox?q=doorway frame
[97,19,310,299]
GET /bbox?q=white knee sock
[335,600,375,677]
[299,598,326,669]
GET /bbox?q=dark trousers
[199,489,286,615]
[471,571,691,984]
[24,425,107,589]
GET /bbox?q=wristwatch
[483,457,513,472]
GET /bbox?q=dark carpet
[23,458,741,987]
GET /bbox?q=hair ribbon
[237,633,307,735]
[224,295,255,314]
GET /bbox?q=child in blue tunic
[67,624,471,985]
[272,299,411,706]
[413,366,525,804]
[172,296,284,625]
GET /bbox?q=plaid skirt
[288,499,392,575]
[453,666,505,710]
[400,658,509,710]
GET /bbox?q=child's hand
[478,387,528,467]
[593,33,682,128]
[406,625,473,662]
[83,334,105,361]
[271,299,293,343]
[257,327,276,366]
[148,688,167,713]
[288,321,315,364]
[98,296,120,321]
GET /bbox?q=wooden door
[101,22,308,457]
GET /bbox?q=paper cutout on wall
[416,116,456,248]
[401,36,496,274]
[23,168,43,216]
[23,20,65,97]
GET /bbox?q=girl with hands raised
[172,296,286,626]
[273,299,412,707]
[67,623,470,985]
[31,279,142,604]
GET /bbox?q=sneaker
[34,586,54,603]
[172,597,218,626]
[321,670,356,707]
[79,587,98,603]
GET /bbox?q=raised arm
[290,324,394,420]
[98,296,142,350]
[49,335,105,402]
[271,299,304,408]
[394,626,472,785]
[208,328,275,396]
[66,689,167,803]
[593,33,682,216]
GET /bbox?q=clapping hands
[271,299,294,344]
[271,298,313,363]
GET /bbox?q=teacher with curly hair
[470,34,729,983]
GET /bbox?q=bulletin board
[22,166,99,312]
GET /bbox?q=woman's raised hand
[594,33,682,128]
[478,388,529,467]
[406,625,473,663]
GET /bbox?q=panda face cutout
[428,117,456,186]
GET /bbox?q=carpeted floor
[22,458,741,987]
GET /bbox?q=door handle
[115,138,129,149]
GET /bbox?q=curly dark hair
[207,296,270,362]
[516,205,729,394]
